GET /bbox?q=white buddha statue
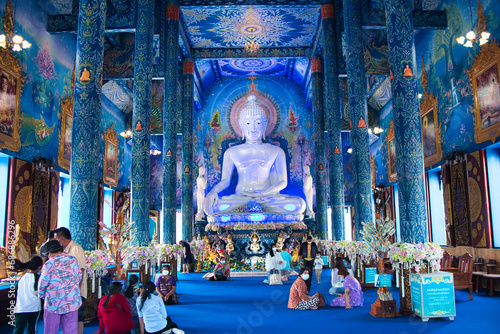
[302,165,315,219]
[195,166,207,220]
[204,94,306,216]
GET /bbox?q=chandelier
[0,0,31,51]
[456,0,490,47]
[244,28,260,54]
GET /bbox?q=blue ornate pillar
[322,3,344,240]
[311,58,328,239]
[69,0,106,250]
[162,3,179,244]
[131,0,154,246]
[343,0,374,240]
[181,60,194,241]
[385,0,428,243]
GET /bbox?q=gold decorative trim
[58,97,73,171]
[0,47,26,152]
[386,119,397,183]
[103,124,119,187]
[468,41,500,144]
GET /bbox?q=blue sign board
[410,272,455,322]
[365,267,377,284]
[375,274,392,287]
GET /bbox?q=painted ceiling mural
[181,5,321,49]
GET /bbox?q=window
[0,153,10,246]
[344,206,352,241]
[486,144,500,247]
[427,167,446,245]
[57,173,71,229]
[393,185,401,242]
[102,187,113,245]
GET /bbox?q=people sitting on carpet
[137,281,184,334]
[330,268,364,309]
[280,247,293,281]
[264,244,286,284]
[179,240,193,273]
[94,282,135,334]
[125,274,140,317]
[13,256,43,334]
[156,264,179,304]
[205,256,231,281]
[313,252,324,284]
[330,257,347,295]
[288,267,320,310]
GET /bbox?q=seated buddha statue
[204,94,306,217]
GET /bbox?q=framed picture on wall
[469,42,500,144]
[58,97,73,170]
[104,124,119,187]
[386,120,397,183]
[0,48,25,152]
[420,90,442,168]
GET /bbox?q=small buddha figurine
[303,166,315,219]
[196,166,207,220]
[80,67,91,81]
[403,65,413,77]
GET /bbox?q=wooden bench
[442,252,473,301]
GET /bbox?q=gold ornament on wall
[386,119,397,183]
[103,124,119,187]
[468,41,500,144]
[420,58,442,168]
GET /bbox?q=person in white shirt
[13,256,43,334]
[313,253,324,284]
[264,244,286,284]
[136,281,184,334]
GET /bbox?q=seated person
[137,281,184,334]
[330,268,364,309]
[155,265,179,305]
[124,274,140,317]
[205,257,231,281]
[94,282,135,334]
[288,268,320,310]
[330,257,347,295]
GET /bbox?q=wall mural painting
[469,42,500,144]
[0,48,25,152]
[57,96,73,171]
[386,119,397,183]
[104,124,119,188]
[420,60,442,169]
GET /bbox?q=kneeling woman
[330,268,364,309]
[137,281,183,334]
[288,268,320,310]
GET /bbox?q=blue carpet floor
[2,271,499,334]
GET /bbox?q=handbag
[317,292,327,308]
[269,271,282,285]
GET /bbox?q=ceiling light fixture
[456,0,490,47]
[120,130,132,138]
[0,0,31,52]
[244,27,260,55]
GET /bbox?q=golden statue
[80,67,91,81]
[403,65,413,77]
[226,234,234,255]
[250,232,261,253]
[276,232,284,251]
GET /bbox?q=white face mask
[302,274,310,281]
[162,270,169,276]
[221,260,226,264]
[272,247,277,252]
[307,241,312,244]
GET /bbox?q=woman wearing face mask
[155,265,179,305]
[206,256,231,281]
[288,267,320,310]
[264,244,286,284]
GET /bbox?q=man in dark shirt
[179,240,193,273]
[298,235,318,293]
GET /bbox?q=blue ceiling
[181,5,321,49]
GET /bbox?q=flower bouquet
[85,250,111,277]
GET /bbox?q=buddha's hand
[204,191,219,215]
